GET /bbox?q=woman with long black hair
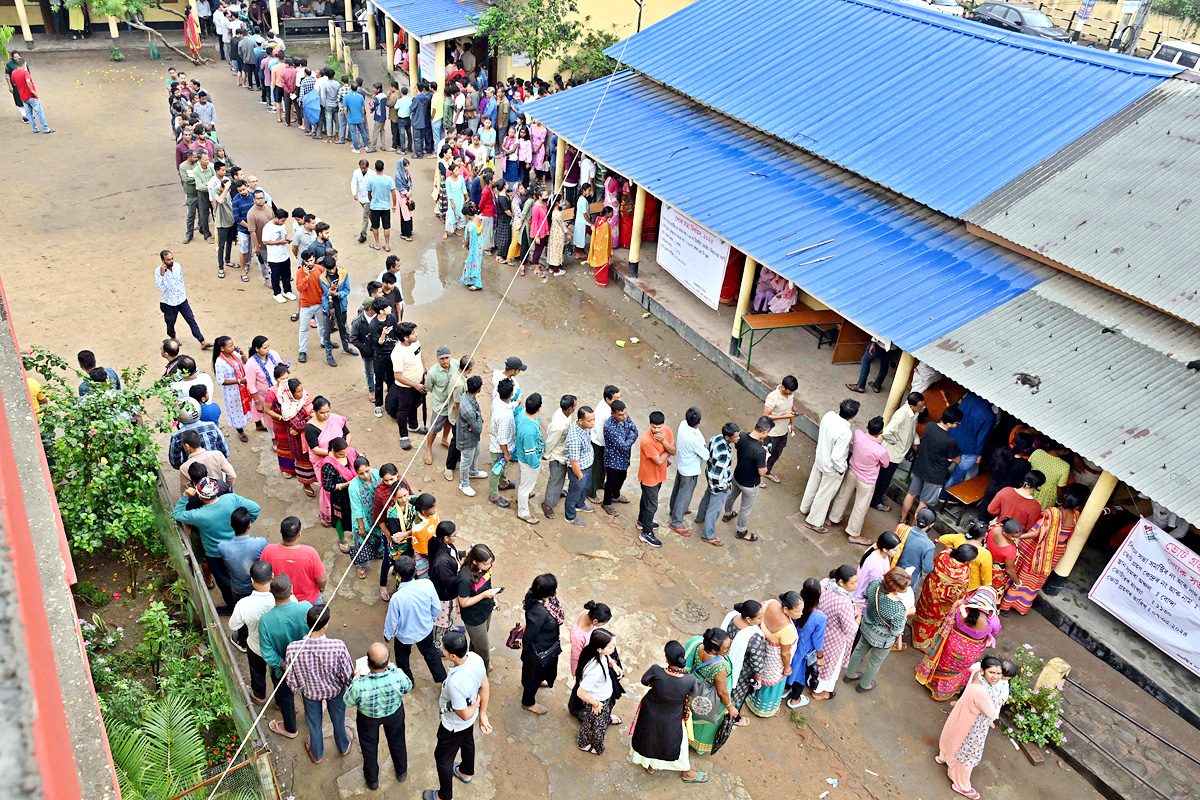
[574,628,621,755]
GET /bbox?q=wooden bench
[943,472,991,524]
[561,200,606,223]
[736,310,842,370]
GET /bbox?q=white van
[898,0,965,17]
[1150,40,1200,73]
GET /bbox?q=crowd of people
[134,31,1096,800]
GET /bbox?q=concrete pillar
[366,3,377,52]
[330,19,336,53]
[883,351,915,424]
[13,0,33,43]
[345,0,354,32]
[434,38,446,128]
[384,17,395,75]
[553,142,566,197]
[352,63,359,81]
[627,186,647,279]
[1053,470,1118,578]
[729,256,758,355]
[107,16,120,38]
[268,0,279,35]
[408,32,419,90]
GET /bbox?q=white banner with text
[656,204,731,310]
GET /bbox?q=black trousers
[357,705,408,784]
[872,461,901,508]
[435,723,474,800]
[373,352,395,408]
[589,444,604,497]
[520,647,558,706]
[273,670,297,734]
[161,300,204,344]
[766,433,788,473]
[324,306,350,352]
[394,386,420,438]
[216,225,235,270]
[603,467,627,506]
[393,631,447,683]
[247,648,267,700]
[638,483,661,532]
[446,430,461,470]
[204,554,234,613]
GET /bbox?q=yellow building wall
[1,0,193,31]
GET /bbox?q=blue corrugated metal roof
[526,72,1052,351]
[605,0,1180,216]
[374,0,487,38]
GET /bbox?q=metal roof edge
[964,80,1187,224]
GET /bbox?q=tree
[558,24,621,82]
[474,0,583,80]
[65,0,211,65]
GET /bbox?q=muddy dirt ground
[2,51,1113,800]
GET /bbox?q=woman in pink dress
[569,600,612,675]
[244,335,282,433]
[303,396,355,531]
[813,565,860,700]
[530,121,549,182]
[603,174,621,239]
[937,657,1011,799]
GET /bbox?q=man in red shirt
[10,58,52,134]
[260,516,328,604]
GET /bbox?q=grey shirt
[319,80,340,108]
[237,35,256,62]
[456,393,484,449]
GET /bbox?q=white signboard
[419,40,435,82]
[1089,518,1200,678]
[511,52,531,69]
[656,204,731,310]
[1122,0,1141,14]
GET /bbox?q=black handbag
[534,640,561,667]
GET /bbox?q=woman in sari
[683,627,736,754]
[916,587,1001,700]
[813,565,859,700]
[492,181,514,265]
[500,130,519,189]
[721,600,767,723]
[320,439,360,555]
[985,517,1021,594]
[348,456,382,579]
[938,656,1008,800]
[244,335,282,433]
[279,378,318,495]
[213,336,251,442]
[999,489,1084,615]
[393,157,414,242]
[304,396,352,529]
[619,181,635,249]
[587,206,614,286]
[545,203,568,276]
[507,184,527,262]
[460,203,484,291]
[785,579,826,709]
[603,174,621,234]
[912,544,977,651]
[378,476,416,598]
[530,120,549,181]
[435,147,452,219]
[262,364,295,478]
[747,592,802,717]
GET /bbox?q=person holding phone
[368,297,399,417]
[457,544,500,670]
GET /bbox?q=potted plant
[1002,645,1068,764]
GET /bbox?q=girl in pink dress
[244,335,282,433]
[530,121,549,180]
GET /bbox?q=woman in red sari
[279,379,318,498]
[915,587,1000,700]
[911,544,977,651]
[261,363,294,477]
[1000,489,1084,615]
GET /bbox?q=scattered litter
[826,778,838,787]
[819,793,829,799]
[630,337,640,344]
[615,341,626,347]
[864,769,878,777]
[1009,737,1020,750]
[642,312,651,318]
[521,329,529,334]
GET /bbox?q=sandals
[610,715,622,726]
[303,485,318,498]
[765,473,781,484]
[682,772,709,784]
[703,537,723,546]
[735,530,759,542]
[444,469,454,481]
[269,719,297,739]
[304,740,322,763]
[241,273,250,282]
[423,453,434,465]
[356,567,368,579]
[337,542,351,554]
[848,535,873,546]
[846,383,866,394]
[218,268,226,279]
[519,515,540,525]
[379,586,391,602]
[952,786,980,800]
[453,763,473,783]
[935,755,947,765]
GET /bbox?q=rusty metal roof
[914,273,1200,521]
[965,79,1200,327]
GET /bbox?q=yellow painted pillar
[384,18,395,75]
[883,351,915,424]
[329,19,336,53]
[434,39,446,133]
[1053,471,1119,578]
[408,32,419,90]
[13,0,33,43]
[107,16,120,38]
[627,186,647,279]
[366,5,377,52]
[352,63,360,82]
[729,256,758,355]
[553,142,566,197]
[268,0,279,35]
[345,0,354,32]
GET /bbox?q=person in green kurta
[5,52,26,123]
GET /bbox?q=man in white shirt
[350,159,372,244]
[261,207,297,303]
[588,384,619,502]
[540,394,575,519]
[389,321,428,449]
[668,407,707,534]
[873,391,924,511]
[799,398,858,533]
[762,375,798,483]
[228,560,274,703]
[429,631,491,800]
[214,6,230,62]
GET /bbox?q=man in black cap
[492,356,526,409]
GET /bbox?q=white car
[898,0,965,16]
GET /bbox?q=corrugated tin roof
[526,72,1050,351]
[606,0,1180,216]
[915,273,1200,522]
[374,0,487,38]
[966,80,1200,327]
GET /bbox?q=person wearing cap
[492,356,526,410]
[167,398,230,468]
[423,346,455,466]
[173,477,262,614]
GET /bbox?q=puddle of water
[404,245,451,306]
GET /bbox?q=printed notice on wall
[1089,518,1200,678]
[656,204,732,310]
[419,41,435,82]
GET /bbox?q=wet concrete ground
[0,52,1114,800]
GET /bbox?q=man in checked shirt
[285,605,354,763]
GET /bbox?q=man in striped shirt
[285,605,354,763]
[564,407,596,527]
[694,422,741,545]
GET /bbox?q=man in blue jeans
[694,422,740,545]
[847,339,890,394]
[342,82,368,153]
[563,406,596,527]
[285,605,354,763]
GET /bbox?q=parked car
[1151,40,1200,72]
[969,1,1071,41]
[898,0,965,17]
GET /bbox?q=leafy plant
[0,25,13,61]
[135,601,180,679]
[157,651,234,733]
[98,677,153,729]
[1004,645,1067,747]
[74,581,112,608]
[21,345,177,555]
[474,0,584,79]
[109,695,208,800]
[558,25,622,82]
[324,53,347,81]
[64,0,210,64]
[109,44,125,61]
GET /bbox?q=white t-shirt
[578,655,613,702]
[171,373,215,402]
[262,222,290,263]
[590,397,611,447]
[391,340,423,384]
[440,652,486,732]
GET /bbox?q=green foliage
[22,345,177,555]
[157,651,234,732]
[0,26,14,61]
[558,25,621,82]
[1004,646,1067,747]
[74,581,112,608]
[474,0,583,78]
[98,677,153,729]
[109,695,208,800]
[1156,0,1200,22]
[325,54,346,81]
[109,44,126,61]
[135,601,179,678]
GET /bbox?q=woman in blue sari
[348,457,382,579]
[683,627,736,755]
[785,578,827,709]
